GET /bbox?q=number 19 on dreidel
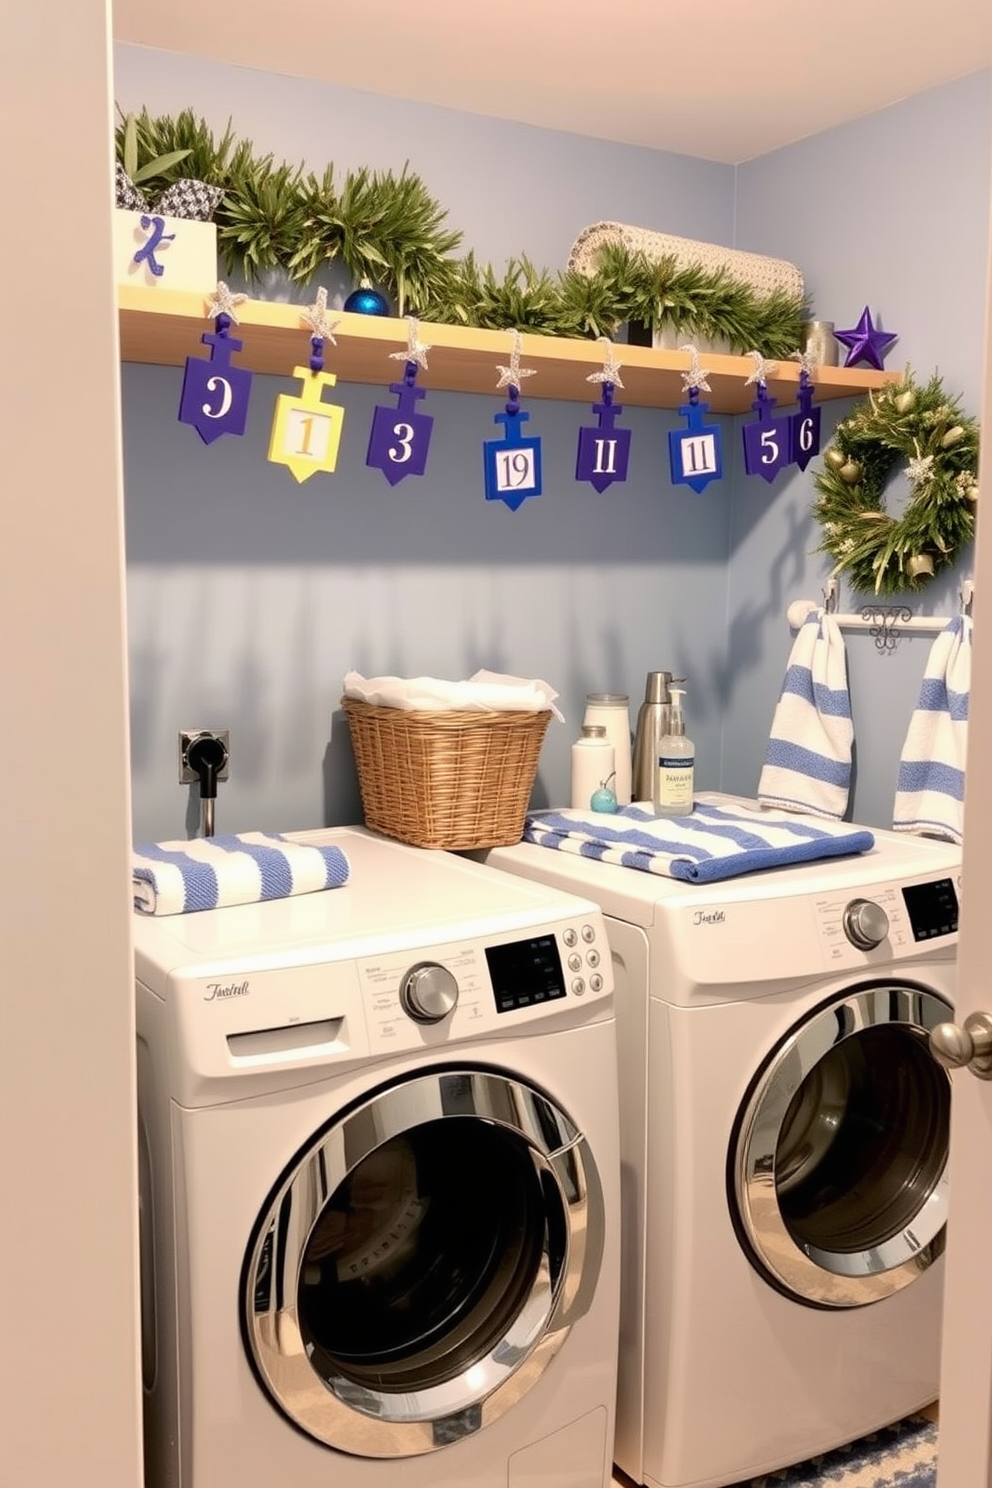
[268,367,346,483]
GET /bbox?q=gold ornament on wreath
[811,370,980,594]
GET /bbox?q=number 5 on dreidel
[268,367,346,483]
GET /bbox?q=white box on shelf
[114,210,217,293]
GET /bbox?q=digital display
[485,934,567,1014]
[901,878,959,941]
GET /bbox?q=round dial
[842,897,890,950]
[400,962,459,1024]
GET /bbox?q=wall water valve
[179,729,230,838]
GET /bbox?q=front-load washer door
[242,1066,605,1457]
[731,982,952,1308]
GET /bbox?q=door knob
[930,1013,992,1080]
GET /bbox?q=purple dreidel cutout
[790,368,822,472]
[741,352,793,483]
[367,363,434,484]
[576,384,631,492]
[177,283,253,444]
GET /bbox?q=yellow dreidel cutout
[268,367,346,483]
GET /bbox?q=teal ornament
[344,285,391,316]
[590,784,618,813]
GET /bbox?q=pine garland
[115,106,806,355]
[812,372,980,594]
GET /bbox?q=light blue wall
[115,44,991,841]
[116,44,736,842]
[728,71,991,824]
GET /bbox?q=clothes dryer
[134,827,621,1488]
[484,796,959,1487]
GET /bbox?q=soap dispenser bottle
[653,686,695,817]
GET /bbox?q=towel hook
[961,579,975,618]
[822,577,839,614]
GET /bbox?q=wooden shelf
[117,286,900,414]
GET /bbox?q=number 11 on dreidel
[268,367,346,483]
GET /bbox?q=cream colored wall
[1,3,142,1485]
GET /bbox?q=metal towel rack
[786,577,974,653]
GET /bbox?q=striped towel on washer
[132,831,350,915]
[522,801,873,884]
[757,607,853,820]
[893,614,972,844]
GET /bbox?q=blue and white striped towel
[132,831,351,915]
[757,607,853,820]
[523,801,874,884]
[893,615,972,844]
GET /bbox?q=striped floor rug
[736,1413,937,1487]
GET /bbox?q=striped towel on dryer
[757,607,853,820]
[132,831,351,915]
[522,801,874,884]
[893,614,971,844]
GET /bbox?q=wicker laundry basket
[341,696,552,850]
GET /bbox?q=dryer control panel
[813,874,959,969]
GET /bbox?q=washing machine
[483,795,960,1488]
[134,826,621,1488]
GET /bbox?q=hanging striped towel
[522,801,873,884]
[757,608,853,820]
[132,831,351,915]
[892,615,972,844]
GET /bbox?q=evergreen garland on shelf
[811,372,980,595]
[114,106,807,354]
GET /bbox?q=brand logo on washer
[203,979,250,1001]
[692,908,726,926]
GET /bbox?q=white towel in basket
[342,668,563,719]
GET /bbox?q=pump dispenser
[652,686,695,817]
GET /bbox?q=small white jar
[583,693,632,804]
[570,725,616,811]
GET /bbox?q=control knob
[400,962,459,1024]
[842,897,890,950]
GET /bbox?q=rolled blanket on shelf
[132,831,350,915]
[757,608,853,821]
[893,615,972,844]
[523,801,874,885]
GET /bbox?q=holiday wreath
[812,371,980,594]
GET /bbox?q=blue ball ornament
[344,285,391,316]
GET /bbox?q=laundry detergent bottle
[652,686,695,817]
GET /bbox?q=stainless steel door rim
[243,1067,605,1456]
[732,984,952,1308]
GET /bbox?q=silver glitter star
[792,347,817,379]
[906,452,936,486]
[495,330,537,390]
[205,281,248,323]
[587,336,625,389]
[744,350,779,387]
[389,316,432,370]
[679,344,711,394]
[300,287,339,344]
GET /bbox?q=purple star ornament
[834,307,898,370]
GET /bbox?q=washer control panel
[356,913,610,1049]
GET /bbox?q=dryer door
[242,1066,605,1456]
[731,982,952,1308]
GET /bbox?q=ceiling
[113,0,992,164]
